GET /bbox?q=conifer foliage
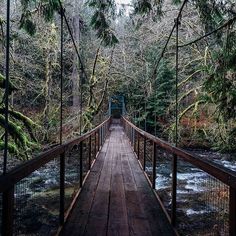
[19,0,60,35]
[88,0,119,46]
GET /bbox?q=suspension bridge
[1,0,236,235]
[1,112,236,235]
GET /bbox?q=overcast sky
[115,0,131,5]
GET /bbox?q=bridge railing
[0,117,111,236]
[122,116,236,236]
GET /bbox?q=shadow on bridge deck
[60,121,175,236]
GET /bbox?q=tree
[0,74,37,159]
[149,59,175,135]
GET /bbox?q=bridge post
[2,187,14,236]
[98,129,100,151]
[60,152,65,225]
[134,130,136,152]
[99,127,101,148]
[130,127,132,141]
[137,133,140,160]
[130,127,132,146]
[108,97,111,116]
[229,187,236,236]
[143,137,146,171]
[132,128,134,147]
[152,143,157,189]
[94,132,97,158]
[128,126,130,141]
[88,135,92,170]
[89,136,92,169]
[79,141,83,187]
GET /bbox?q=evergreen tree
[148,60,175,135]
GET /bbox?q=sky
[116,0,130,3]
[115,0,131,5]
[115,0,132,15]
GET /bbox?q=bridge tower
[108,95,126,118]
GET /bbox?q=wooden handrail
[122,116,236,235]
[122,116,236,189]
[0,117,111,193]
[0,145,65,193]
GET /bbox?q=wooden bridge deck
[61,122,175,236]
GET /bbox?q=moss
[0,114,38,159]
[0,140,20,155]
[0,108,38,142]
[0,73,18,95]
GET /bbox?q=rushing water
[153,149,236,235]
[2,150,82,235]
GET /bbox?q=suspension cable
[58,0,88,82]
[175,17,179,147]
[151,25,175,81]
[3,0,10,175]
[178,16,236,48]
[151,0,188,81]
[60,7,64,145]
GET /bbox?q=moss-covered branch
[0,108,38,142]
[0,73,18,95]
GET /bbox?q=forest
[0,0,236,166]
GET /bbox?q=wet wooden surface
[61,121,175,236]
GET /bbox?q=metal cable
[3,0,10,175]
[58,0,88,82]
[80,73,83,135]
[175,17,179,147]
[178,16,236,48]
[60,7,64,145]
[151,0,188,81]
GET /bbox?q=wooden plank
[120,141,152,236]
[127,156,148,188]
[121,133,175,236]
[107,154,129,236]
[61,121,176,236]
[126,153,175,235]
[83,140,114,235]
[61,137,110,236]
[121,158,136,191]
[124,190,152,236]
[90,151,106,173]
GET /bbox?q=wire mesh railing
[176,160,229,235]
[122,116,236,236]
[0,117,110,235]
[155,146,173,216]
[14,160,60,235]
